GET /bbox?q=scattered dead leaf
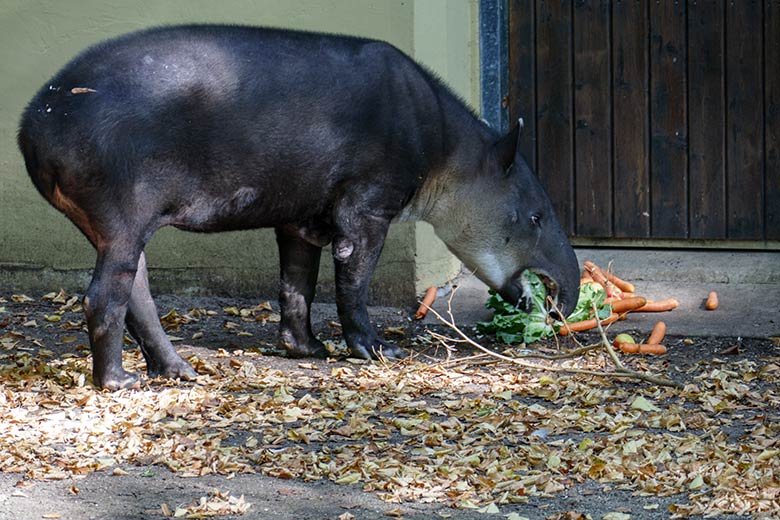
[718,344,740,355]
[0,295,777,518]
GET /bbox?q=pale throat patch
[471,252,507,289]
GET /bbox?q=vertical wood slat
[688,0,726,239]
[765,0,780,240]
[535,0,574,235]
[649,1,688,238]
[508,0,536,170]
[612,0,650,238]
[574,0,612,237]
[507,0,773,245]
[726,0,764,239]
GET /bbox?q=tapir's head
[439,121,580,319]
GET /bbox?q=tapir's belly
[166,182,333,233]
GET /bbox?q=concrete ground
[423,248,780,338]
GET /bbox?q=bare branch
[421,287,681,389]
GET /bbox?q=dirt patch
[1,291,778,519]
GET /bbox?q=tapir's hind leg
[83,239,145,390]
[60,205,195,388]
[125,252,197,380]
[275,227,327,358]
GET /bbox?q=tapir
[18,25,580,390]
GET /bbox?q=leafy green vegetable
[564,280,611,323]
[477,271,611,345]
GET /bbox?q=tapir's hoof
[349,339,407,360]
[372,341,407,360]
[281,335,328,359]
[149,359,198,380]
[94,369,141,391]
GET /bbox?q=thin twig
[591,301,628,371]
[418,288,681,388]
[423,303,651,379]
[590,302,681,387]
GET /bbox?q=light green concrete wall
[411,0,479,293]
[0,0,478,304]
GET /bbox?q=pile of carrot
[561,260,678,355]
[615,321,667,355]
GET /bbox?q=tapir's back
[21,25,398,152]
[39,25,379,106]
[19,25,445,229]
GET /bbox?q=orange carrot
[581,270,595,285]
[584,261,623,298]
[635,298,679,312]
[414,286,437,320]
[647,321,667,345]
[640,343,667,354]
[584,261,608,285]
[604,281,623,299]
[705,291,718,310]
[605,271,636,293]
[558,313,619,336]
[584,262,607,285]
[618,342,667,355]
[611,296,647,314]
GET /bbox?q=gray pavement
[423,248,780,338]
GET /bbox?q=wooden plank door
[507,0,778,245]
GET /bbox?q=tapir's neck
[395,93,495,239]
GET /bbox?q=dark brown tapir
[18,25,580,390]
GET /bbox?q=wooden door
[507,0,779,244]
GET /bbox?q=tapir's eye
[530,213,542,226]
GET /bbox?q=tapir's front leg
[332,205,406,360]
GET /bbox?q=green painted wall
[0,0,478,304]
[412,0,479,292]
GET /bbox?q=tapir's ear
[494,118,523,172]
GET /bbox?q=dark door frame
[479,0,509,134]
[479,0,779,250]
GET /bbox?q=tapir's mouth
[530,269,562,319]
[499,268,561,317]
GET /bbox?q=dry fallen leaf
[602,513,630,520]
[0,297,778,518]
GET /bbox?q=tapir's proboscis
[18,25,581,390]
